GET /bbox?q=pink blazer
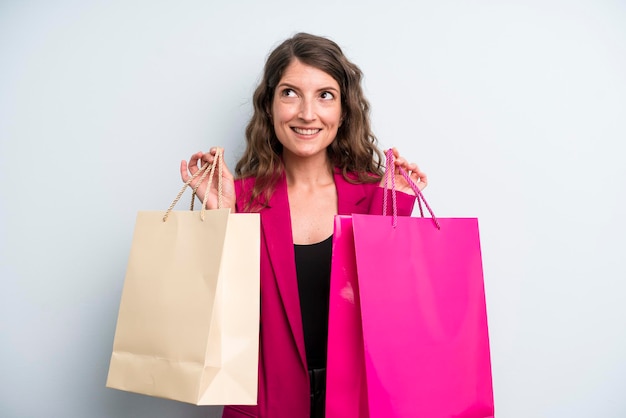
[222,169,415,418]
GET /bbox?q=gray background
[1,0,625,417]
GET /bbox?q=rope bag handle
[382,149,440,229]
[162,148,224,222]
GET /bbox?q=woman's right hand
[180,148,236,210]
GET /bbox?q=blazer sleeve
[368,186,416,216]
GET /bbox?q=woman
[181,33,427,418]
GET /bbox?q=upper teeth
[294,128,319,135]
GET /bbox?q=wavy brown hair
[235,32,384,210]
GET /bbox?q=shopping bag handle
[382,149,440,229]
[162,148,224,222]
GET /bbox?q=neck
[282,152,334,187]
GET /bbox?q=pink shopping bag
[352,214,494,418]
[326,215,370,418]
[327,150,494,418]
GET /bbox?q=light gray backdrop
[1,0,625,417]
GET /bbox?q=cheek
[271,103,293,124]
[326,108,343,127]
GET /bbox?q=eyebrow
[277,82,340,93]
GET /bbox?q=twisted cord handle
[199,148,224,220]
[397,165,440,229]
[162,148,225,222]
[382,149,440,229]
[163,161,211,222]
[382,150,398,226]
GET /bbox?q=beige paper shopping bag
[106,150,260,405]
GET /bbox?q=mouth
[292,127,321,136]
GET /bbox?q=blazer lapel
[334,169,370,215]
[260,170,372,372]
[260,174,307,370]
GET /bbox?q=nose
[298,98,316,121]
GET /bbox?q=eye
[281,88,297,98]
[320,91,335,100]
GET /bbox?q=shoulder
[235,176,255,189]
[335,169,379,193]
[234,177,256,212]
[334,168,381,215]
[334,166,380,182]
[234,175,286,212]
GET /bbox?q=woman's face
[271,59,342,163]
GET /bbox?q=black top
[294,235,333,370]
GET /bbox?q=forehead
[278,59,340,90]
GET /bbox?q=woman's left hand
[379,148,428,195]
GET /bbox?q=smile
[292,127,321,135]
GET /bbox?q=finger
[201,147,224,166]
[406,164,420,179]
[392,149,414,170]
[401,161,427,188]
[200,153,213,168]
[220,157,235,181]
[394,157,408,170]
[203,148,234,180]
[180,160,190,182]
[206,147,222,159]
[188,151,204,174]
[415,171,428,189]
[407,163,425,178]
[391,147,400,159]
[394,159,413,176]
